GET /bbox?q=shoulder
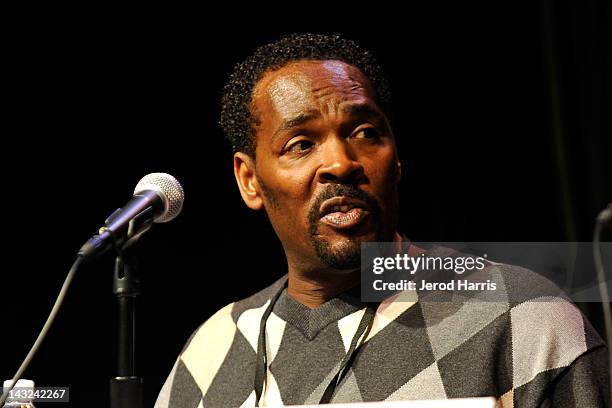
[475,261,606,393]
[503,280,608,403]
[423,244,581,305]
[180,274,287,357]
[466,258,604,354]
[419,248,607,401]
[168,275,287,400]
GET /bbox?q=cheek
[268,170,312,202]
[261,168,315,229]
[263,173,316,245]
[364,147,399,188]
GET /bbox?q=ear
[233,152,264,210]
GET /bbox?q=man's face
[244,60,400,273]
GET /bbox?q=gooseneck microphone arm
[594,203,612,396]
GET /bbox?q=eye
[286,139,314,154]
[354,127,380,140]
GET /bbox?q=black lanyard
[253,281,378,406]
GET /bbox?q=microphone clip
[78,206,155,260]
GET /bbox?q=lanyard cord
[318,305,375,404]
[253,281,378,406]
[254,282,286,406]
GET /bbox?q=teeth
[323,203,362,216]
[327,205,354,214]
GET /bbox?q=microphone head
[134,173,185,223]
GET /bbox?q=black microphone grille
[134,173,185,223]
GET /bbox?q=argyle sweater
[155,251,610,407]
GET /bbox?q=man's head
[221,33,401,276]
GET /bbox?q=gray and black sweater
[155,253,609,407]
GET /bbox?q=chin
[312,234,364,270]
[330,225,380,243]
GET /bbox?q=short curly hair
[219,33,391,157]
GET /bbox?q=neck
[284,232,404,308]
[287,267,360,309]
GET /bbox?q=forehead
[253,60,377,123]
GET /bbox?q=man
[155,33,609,407]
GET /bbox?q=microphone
[78,173,185,260]
[597,203,612,227]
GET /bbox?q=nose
[316,136,365,184]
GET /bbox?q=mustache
[307,184,381,222]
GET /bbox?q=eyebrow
[340,103,383,119]
[271,103,384,144]
[272,111,320,142]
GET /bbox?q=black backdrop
[2,2,610,407]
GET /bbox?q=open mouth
[319,197,371,229]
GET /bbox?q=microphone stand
[108,207,155,408]
[110,249,143,408]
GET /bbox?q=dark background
[2,2,610,406]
